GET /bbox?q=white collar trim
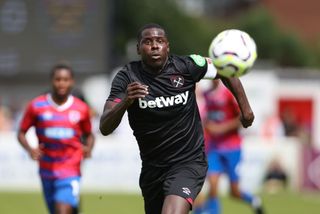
[46,93,74,111]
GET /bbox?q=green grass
[0,191,320,214]
[223,191,320,214]
[82,193,144,214]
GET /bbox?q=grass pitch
[0,190,320,214]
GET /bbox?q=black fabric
[107,55,208,166]
[139,153,208,214]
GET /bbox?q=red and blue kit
[20,94,91,179]
[203,83,241,151]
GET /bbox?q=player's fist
[240,111,254,128]
[83,145,92,159]
[29,147,43,160]
[125,82,149,105]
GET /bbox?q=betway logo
[139,91,189,109]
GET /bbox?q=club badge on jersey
[68,110,81,124]
[170,75,184,88]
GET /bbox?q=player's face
[51,69,74,98]
[137,28,169,71]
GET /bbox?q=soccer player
[195,79,264,214]
[17,63,95,214]
[99,23,254,214]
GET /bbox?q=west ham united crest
[170,75,184,88]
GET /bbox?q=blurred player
[17,63,95,214]
[194,79,264,214]
[99,23,254,214]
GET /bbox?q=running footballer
[100,23,254,214]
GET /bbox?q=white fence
[0,131,302,194]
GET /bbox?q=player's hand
[83,145,92,159]
[28,146,43,160]
[240,111,254,128]
[125,82,149,105]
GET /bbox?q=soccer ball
[208,29,257,77]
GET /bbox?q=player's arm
[186,55,253,127]
[17,103,42,160]
[17,129,43,160]
[219,76,254,128]
[99,82,148,136]
[81,104,95,158]
[82,133,95,158]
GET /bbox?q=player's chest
[135,70,194,96]
[35,108,82,126]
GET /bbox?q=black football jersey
[108,55,213,166]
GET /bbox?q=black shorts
[139,155,208,214]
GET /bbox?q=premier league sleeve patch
[189,54,206,67]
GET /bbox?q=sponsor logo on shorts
[182,187,191,196]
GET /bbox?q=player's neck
[142,57,168,75]
[142,63,161,75]
[51,93,70,105]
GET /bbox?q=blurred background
[1,0,320,213]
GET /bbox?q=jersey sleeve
[19,102,36,132]
[80,105,92,135]
[107,67,131,103]
[186,54,217,82]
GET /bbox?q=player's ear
[137,43,141,55]
[167,42,170,53]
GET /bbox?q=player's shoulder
[171,54,208,69]
[72,96,90,110]
[112,61,142,83]
[167,55,190,72]
[220,84,233,97]
[170,54,190,65]
[29,94,48,108]
[121,60,141,73]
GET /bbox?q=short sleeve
[80,105,92,135]
[107,68,131,103]
[19,102,36,132]
[186,54,217,82]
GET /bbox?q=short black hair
[137,23,167,43]
[50,62,74,79]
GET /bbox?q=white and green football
[208,29,257,77]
